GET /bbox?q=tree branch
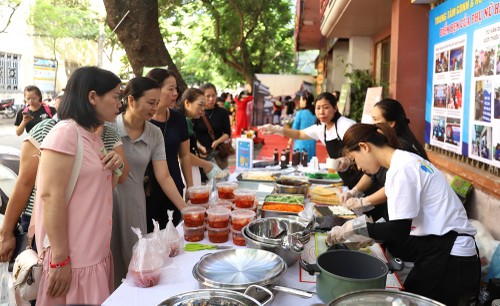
[0,1,20,33]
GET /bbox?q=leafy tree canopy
[29,0,99,40]
[159,0,296,88]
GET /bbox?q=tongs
[184,243,233,252]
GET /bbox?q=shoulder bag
[11,121,83,301]
[200,114,235,159]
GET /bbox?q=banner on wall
[425,0,500,167]
[33,58,57,95]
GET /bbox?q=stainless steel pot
[300,249,404,303]
[156,285,274,306]
[327,289,446,305]
[242,224,303,266]
[245,216,310,245]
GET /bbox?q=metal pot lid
[328,289,446,306]
[192,249,287,291]
[156,288,263,306]
[244,216,309,245]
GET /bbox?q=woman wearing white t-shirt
[259,92,362,188]
[327,123,479,305]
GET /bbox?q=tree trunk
[102,0,187,93]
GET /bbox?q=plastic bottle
[273,149,279,165]
[301,149,308,167]
[284,148,290,164]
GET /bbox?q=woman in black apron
[328,123,480,305]
[258,92,363,189]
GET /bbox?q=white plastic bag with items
[161,210,183,257]
[150,219,172,265]
[0,263,15,305]
[127,227,164,288]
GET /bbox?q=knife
[184,243,233,252]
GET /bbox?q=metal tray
[192,249,287,291]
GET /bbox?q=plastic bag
[0,263,15,306]
[128,227,164,288]
[162,210,183,257]
[150,219,172,265]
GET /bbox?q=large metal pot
[244,216,310,245]
[156,285,273,306]
[241,225,303,266]
[327,289,445,305]
[300,249,404,303]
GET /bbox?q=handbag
[200,114,234,162]
[11,120,83,301]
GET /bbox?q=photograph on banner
[429,35,466,154]
[469,22,500,166]
[471,124,492,160]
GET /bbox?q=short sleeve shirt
[14,105,56,133]
[23,119,122,216]
[303,116,356,144]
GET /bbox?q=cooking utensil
[267,284,316,299]
[192,249,287,291]
[327,289,445,305]
[184,243,233,252]
[242,226,303,266]
[245,216,310,245]
[156,285,274,306]
[274,177,310,195]
[299,249,404,303]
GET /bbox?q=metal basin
[274,177,309,195]
[245,216,309,245]
[242,226,304,266]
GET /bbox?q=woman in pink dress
[33,66,124,305]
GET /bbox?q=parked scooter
[0,98,16,119]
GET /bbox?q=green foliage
[158,0,296,87]
[29,0,99,40]
[344,68,375,122]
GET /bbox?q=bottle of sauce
[280,154,288,169]
[273,149,279,165]
[291,150,300,166]
[284,148,290,164]
[301,149,308,167]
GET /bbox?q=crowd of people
[0,66,480,305]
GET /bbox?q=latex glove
[326,226,345,246]
[335,157,352,172]
[326,215,371,246]
[343,197,371,211]
[258,124,284,136]
[339,187,364,203]
[206,162,222,180]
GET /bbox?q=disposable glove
[258,124,284,136]
[343,197,371,211]
[339,187,364,203]
[326,215,371,246]
[206,162,222,180]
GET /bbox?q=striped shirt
[23,119,122,216]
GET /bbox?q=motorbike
[0,98,17,119]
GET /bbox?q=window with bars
[0,52,20,91]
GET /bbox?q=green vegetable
[264,194,304,204]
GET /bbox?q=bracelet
[49,256,71,268]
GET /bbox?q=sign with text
[235,137,253,171]
[426,0,500,168]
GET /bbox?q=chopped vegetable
[262,203,304,213]
[264,194,304,204]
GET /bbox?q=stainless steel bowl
[192,249,287,291]
[274,177,309,195]
[245,216,310,245]
[242,226,303,266]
